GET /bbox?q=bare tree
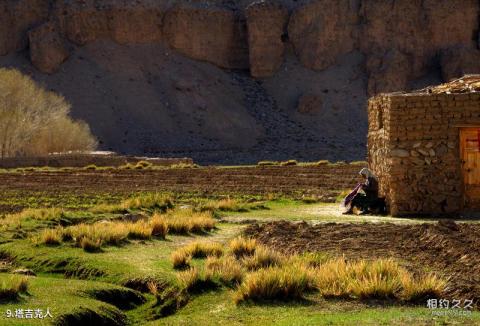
[0,68,97,158]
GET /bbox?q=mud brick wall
[0,154,193,168]
[368,92,480,216]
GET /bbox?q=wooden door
[460,128,480,209]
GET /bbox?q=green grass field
[0,192,477,325]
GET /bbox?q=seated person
[342,168,384,214]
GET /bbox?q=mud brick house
[368,75,480,216]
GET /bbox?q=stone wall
[368,90,480,216]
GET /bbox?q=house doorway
[460,127,480,210]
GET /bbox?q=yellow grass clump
[2,208,66,227]
[182,241,224,259]
[234,263,316,303]
[200,199,248,212]
[127,221,152,240]
[399,272,446,302]
[242,245,285,270]
[205,255,244,286]
[171,241,224,269]
[67,222,128,246]
[313,258,446,301]
[176,267,201,291]
[150,215,168,239]
[79,237,103,252]
[171,249,192,269]
[122,193,174,211]
[164,209,216,234]
[228,237,257,258]
[38,228,62,246]
[39,218,170,249]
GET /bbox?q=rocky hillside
[1,0,479,164]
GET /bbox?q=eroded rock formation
[28,22,70,74]
[246,1,289,77]
[1,0,479,87]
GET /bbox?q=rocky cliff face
[1,0,479,163]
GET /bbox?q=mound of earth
[244,220,480,307]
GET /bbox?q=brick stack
[368,76,480,216]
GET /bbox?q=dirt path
[222,203,443,224]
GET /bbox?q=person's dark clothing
[363,176,379,200]
[347,176,382,214]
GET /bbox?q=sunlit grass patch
[280,160,298,166]
[79,237,103,253]
[150,215,168,239]
[399,272,446,302]
[164,210,216,234]
[242,245,285,270]
[170,163,200,169]
[314,258,446,301]
[257,161,279,166]
[171,249,192,270]
[2,208,67,228]
[0,275,29,301]
[205,255,244,287]
[67,222,128,246]
[198,198,268,213]
[180,241,224,259]
[171,241,224,269]
[228,237,257,258]
[234,263,315,303]
[297,252,331,268]
[176,268,215,292]
[126,221,152,240]
[133,160,153,170]
[38,228,62,246]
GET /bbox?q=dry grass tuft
[165,209,216,234]
[205,255,244,286]
[228,237,257,258]
[3,208,66,227]
[79,237,103,252]
[39,228,62,246]
[171,241,224,269]
[182,241,224,259]
[234,263,315,303]
[298,252,331,267]
[171,249,192,270]
[0,276,29,301]
[400,272,446,302]
[176,268,201,291]
[199,199,248,212]
[134,160,153,169]
[150,215,168,239]
[313,258,446,301]
[121,193,174,212]
[257,161,279,166]
[127,221,152,240]
[242,245,284,270]
[280,160,298,166]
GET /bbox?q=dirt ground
[245,220,480,308]
[0,165,361,198]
